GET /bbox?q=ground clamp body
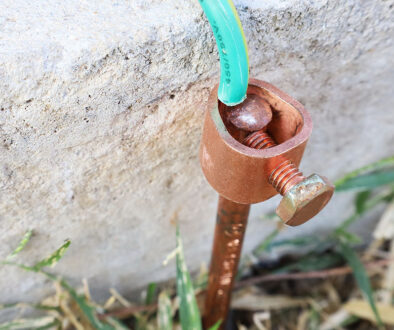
[200,78,313,204]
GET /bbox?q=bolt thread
[269,160,305,195]
[243,130,305,195]
[243,130,276,149]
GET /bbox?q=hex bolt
[226,93,334,226]
[243,128,334,226]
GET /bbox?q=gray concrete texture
[0,0,393,303]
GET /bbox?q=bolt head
[276,174,335,226]
[227,94,272,132]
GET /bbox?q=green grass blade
[157,291,173,330]
[337,241,383,327]
[61,281,127,330]
[340,315,359,328]
[145,282,157,305]
[267,236,321,250]
[55,276,114,330]
[336,169,394,191]
[176,225,202,330]
[2,238,119,330]
[32,240,71,271]
[6,230,33,260]
[335,156,394,189]
[208,320,222,330]
[2,240,71,273]
[105,317,130,330]
[0,316,58,330]
[23,269,114,330]
[355,191,372,213]
[338,189,394,230]
[272,253,343,274]
[334,228,362,244]
[0,302,61,313]
[253,229,279,255]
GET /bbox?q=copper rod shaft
[203,196,250,329]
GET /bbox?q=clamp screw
[243,129,334,226]
[226,94,334,226]
[244,131,305,195]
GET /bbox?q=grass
[1,155,394,329]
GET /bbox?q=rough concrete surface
[0,0,393,305]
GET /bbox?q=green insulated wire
[198,0,249,106]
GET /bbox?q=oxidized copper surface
[199,78,313,204]
[276,174,334,226]
[203,196,250,330]
[226,94,272,132]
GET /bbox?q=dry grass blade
[296,310,312,330]
[0,316,59,329]
[319,309,352,330]
[103,296,117,310]
[253,311,271,330]
[374,202,394,304]
[373,202,394,241]
[344,299,394,326]
[231,287,309,311]
[109,288,132,308]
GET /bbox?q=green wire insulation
[198,0,249,106]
